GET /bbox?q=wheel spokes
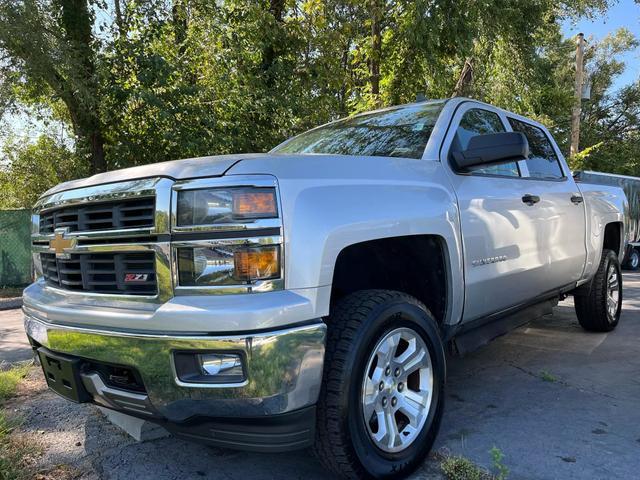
[361,327,434,453]
[395,337,428,378]
[385,411,399,450]
[396,392,421,423]
[606,265,620,319]
[377,332,400,365]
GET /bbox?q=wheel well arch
[329,235,448,324]
[603,222,622,256]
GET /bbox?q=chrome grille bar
[39,197,155,234]
[32,178,174,303]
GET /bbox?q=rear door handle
[571,194,584,204]
[521,194,540,206]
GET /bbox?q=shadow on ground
[9,273,640,479]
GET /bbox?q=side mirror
[452,132,529,171]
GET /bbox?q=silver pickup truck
[24,98,626,479]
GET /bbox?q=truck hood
[42,152,433,197]
[43,153,269,196]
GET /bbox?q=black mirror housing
[452,132,529,171]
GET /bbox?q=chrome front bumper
[24,313,326,421]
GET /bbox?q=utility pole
[570,33,586,157]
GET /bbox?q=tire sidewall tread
[575,249,622,332]
[314,289,446,479]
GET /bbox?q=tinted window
[453,109,519,177]
[271,101,445,159]
[508,118,564,179]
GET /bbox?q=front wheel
[575,249,622,332]
[314,290,445,479]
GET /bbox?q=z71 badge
[124,273,149,282]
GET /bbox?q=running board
[451,299,556,356]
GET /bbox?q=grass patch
[441,448,509,480]
[539,370,557,382]
[0,287,24,299]
[490,447,509,480]
[441,456,494,480]
[0,363,39,480]
[0,363,31,403]
[0,411,36,480]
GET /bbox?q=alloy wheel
[361,327,433,453]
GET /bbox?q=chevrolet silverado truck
[24,98,626,479]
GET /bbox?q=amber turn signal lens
[232,191,277,218]
[233,246,280,281]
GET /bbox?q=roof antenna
[415,93,426,102]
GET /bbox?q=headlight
[177,244,280,287]
[177,187,278,226]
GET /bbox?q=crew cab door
[504,115,587,291]
[441,104,552,322]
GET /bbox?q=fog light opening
[198,353,244,377]
[174,351,247,385]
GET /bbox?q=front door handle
[571,194,584,204]
[522,194,540,206]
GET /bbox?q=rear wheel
[624,248,639,271]
[314,290,445,479]
[575,249,622,332]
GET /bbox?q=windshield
[271,101,446,159]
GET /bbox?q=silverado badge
[49,228,77,259]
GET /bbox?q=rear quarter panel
[578,182,627,281]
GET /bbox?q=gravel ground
[5,272,640,479]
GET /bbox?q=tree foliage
[0,0,106,172]
[572,29,640,174]
[0,135,88,207]
[0,0,636,208]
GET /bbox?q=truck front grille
[40,252,157,295]
[39,197,155,234]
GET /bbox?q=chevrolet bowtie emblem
[49,229,77,258]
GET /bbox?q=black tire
[575,249,622,332]
[313,290,446,479]
[624,248,640,271]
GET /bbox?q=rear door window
[508,118,564,180]
[452,109,520,177]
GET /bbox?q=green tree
[0,135,87,208]
[572,29,640,174]
[0,0,634,210]
[0,0,106,173]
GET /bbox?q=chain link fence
[0,209,32,287]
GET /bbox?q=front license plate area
[37,347,91,403]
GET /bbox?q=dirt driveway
[4,273,640,479]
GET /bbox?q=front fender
[277,161,464,325]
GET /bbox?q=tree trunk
[370,0,383,103]
[114,0,127,37]
[56,0,107,173]
[261,0,286,84]
[451,57,474,98]
[90,131,106,174]
[173,0,188,52]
